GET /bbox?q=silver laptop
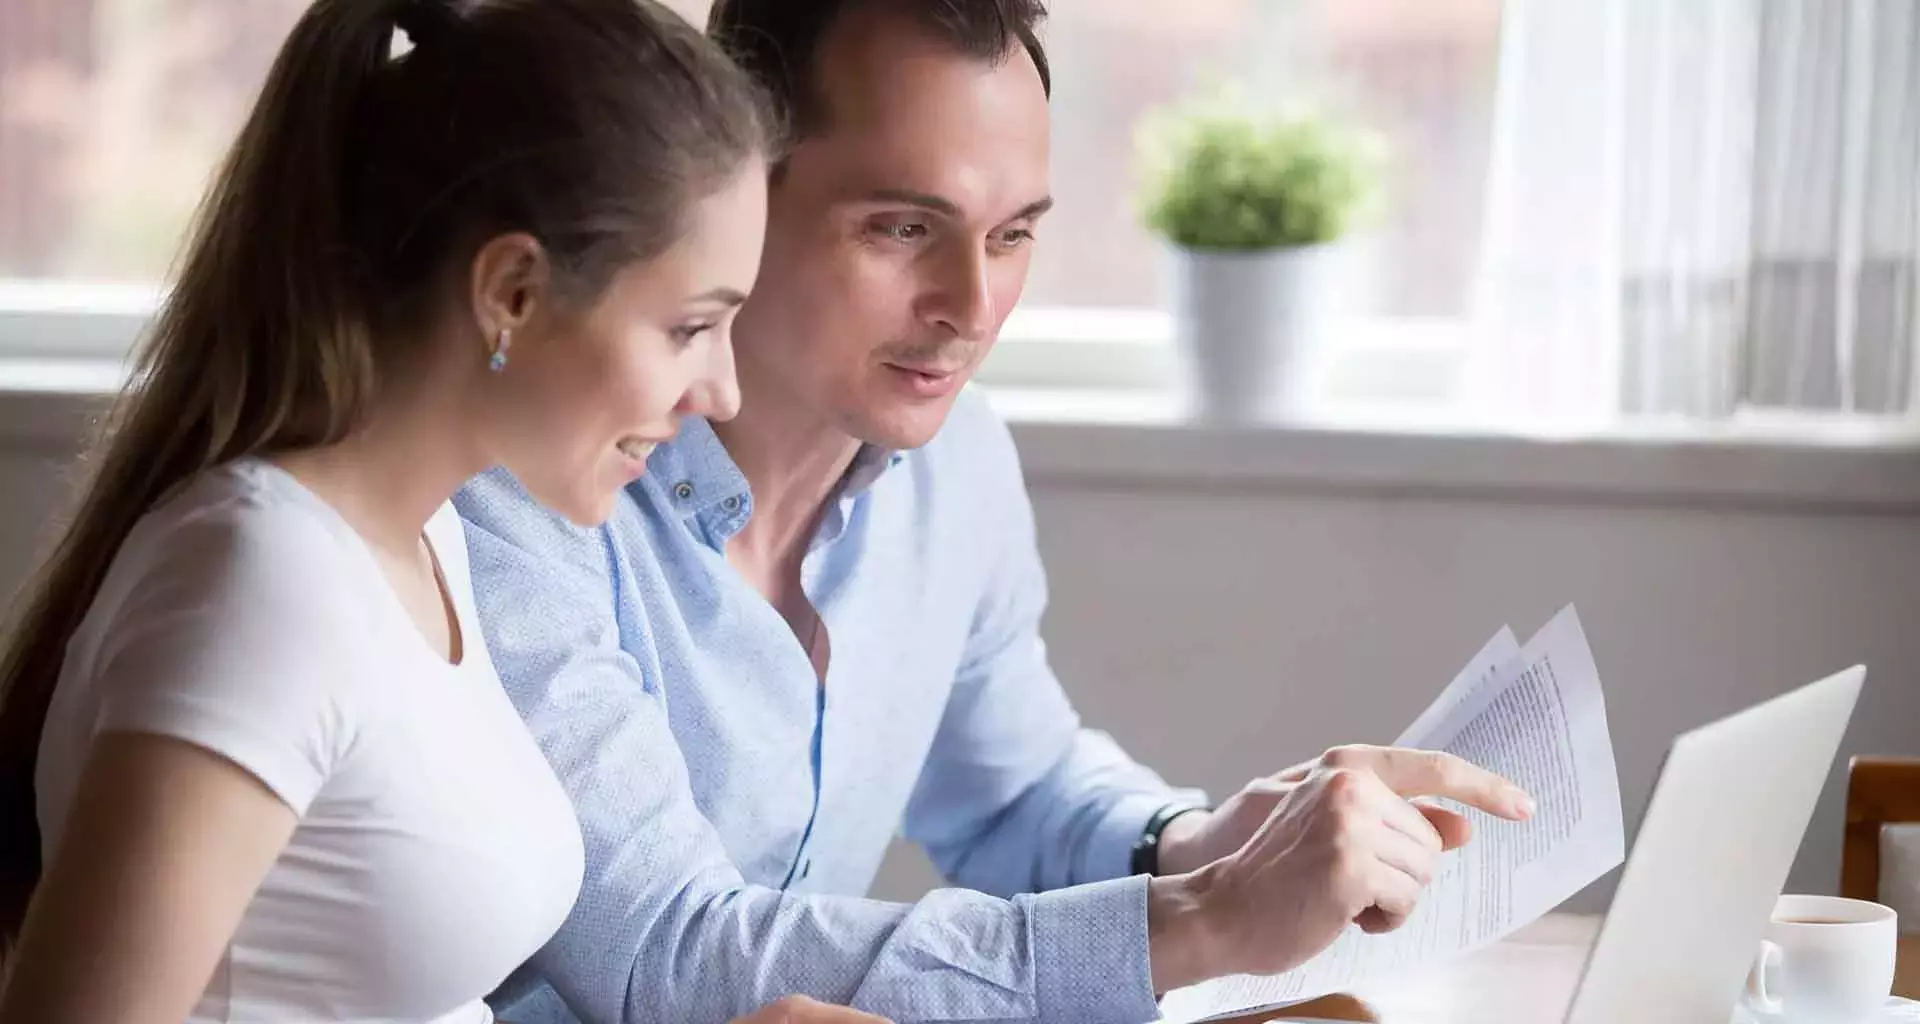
[1563,664,1867,1023]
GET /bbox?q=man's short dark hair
[707,0,1050,146]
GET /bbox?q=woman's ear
[468,232,552,341]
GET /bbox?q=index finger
[1335,746,1534,820]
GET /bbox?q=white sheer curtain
[1471,0,1920,423]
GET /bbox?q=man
[455,2,1534,1022]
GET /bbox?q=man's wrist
[1131,803,1213,876]
[1151,806,1215,876]
[1145,867,1229,993]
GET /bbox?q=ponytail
[0,0,454,944]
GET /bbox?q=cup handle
[1745,939,1785,1016]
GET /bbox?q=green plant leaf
[1134,88,1385,251]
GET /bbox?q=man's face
[730,8,1052,450]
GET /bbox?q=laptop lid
[1564,665,1866,1024]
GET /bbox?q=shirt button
[673,481,694,501]
[722,496,741,511]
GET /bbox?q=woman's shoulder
[87,459,383,660]
[47,461,388,824]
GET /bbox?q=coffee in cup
[1745,894,1897,1021]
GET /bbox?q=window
[0,0,311,281]
[1033,0,1502,317]
[1,0,1504,402]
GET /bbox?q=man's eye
[872,220,930,242]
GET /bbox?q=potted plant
[1136,93,1383,422]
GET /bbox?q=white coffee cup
[1744,894,1898,1022]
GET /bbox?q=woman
[0,1,880,1022]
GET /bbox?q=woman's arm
[0,732,297,1024]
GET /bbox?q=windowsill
[5,355,1920,513]
[986,386,1920,512]
[0,357,127,446]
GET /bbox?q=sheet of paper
[1156,605,1626,1024]
[1391,624,1519,750]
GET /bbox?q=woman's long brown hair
[0,0,766,942]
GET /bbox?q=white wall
[0,389,92,609]
[6,385,1920,915]
[1005,474,1920,910]
[0,451,65,602]
[876,413,1920,911]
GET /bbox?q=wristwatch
[1130,803,1211,876]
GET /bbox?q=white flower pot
[1169,242,1345,423]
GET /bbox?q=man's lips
[883,361,965,398]
[884,361,963,378]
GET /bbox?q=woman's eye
[670,322,715,345]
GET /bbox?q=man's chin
[846,394,960,452]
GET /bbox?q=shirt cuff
[1027,874,1161,1024]
[1084,789,1211,884]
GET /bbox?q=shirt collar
[644,417,751,518]
[643,419,907,516]
[842,444,907,499]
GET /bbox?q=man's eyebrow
[862,188,961,216]
[1010,196,1055,222]
[861,189,1056,224]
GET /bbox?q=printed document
[1156,605,1626,1023]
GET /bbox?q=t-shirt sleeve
[86,505,366,816]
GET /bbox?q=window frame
[0,280,162,363]
[0,278,1478,412]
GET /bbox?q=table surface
[1205,914,1920,1024]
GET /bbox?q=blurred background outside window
[2,0,1913,423]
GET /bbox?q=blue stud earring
[489,327,512,372]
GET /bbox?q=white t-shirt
[36,459,584,1023]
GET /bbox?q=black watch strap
[1130,803,1209,876]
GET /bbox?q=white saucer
[1733,994,1920,1022]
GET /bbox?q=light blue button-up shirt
[454,388,1205,1024]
